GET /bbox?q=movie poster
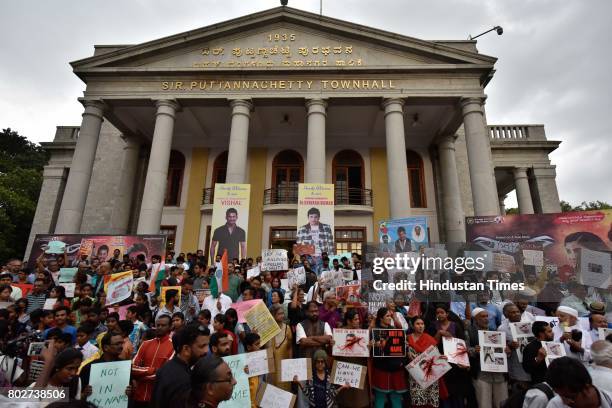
[378,217,429,252]
[466,210,612,283]
[210,184,250,263]
[296,184,335,257]
[28,235,166,266]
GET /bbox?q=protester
[187,356,237,408]
[545,357,612,407]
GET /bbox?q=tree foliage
[0,128,48,260]
[560,200,611,212]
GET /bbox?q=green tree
[560,200,611,212]
[0,128,48,260]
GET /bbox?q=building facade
[26,7,561,258]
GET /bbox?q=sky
[0,0,610,207]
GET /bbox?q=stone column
[499,195,507,215]
[109,136,141,233]
[137,100,179,234]
[530,165,561,213]
[437,135,465,243]
[55,100,105,233]
[226,99,253,183]
[513,167,535,214]
[383,98,411,218]
[305,99,327,183]
[461,97,499,216]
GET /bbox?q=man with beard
[79,332,125,391]
[296,301,333,358]
[522,321,554,384]
[153,324,211,408]
[210,331,233,358]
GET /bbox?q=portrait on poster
[296,184,335,257]
[210,183,250,263]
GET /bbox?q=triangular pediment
[72,7,496,75]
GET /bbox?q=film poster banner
[332,328,370,358]
[105,271,134,305]
[378,216,429,252]
[478,330,508,373]
[330,361,367,389]
[244,301,281,346]
[466,210,612,284]
[296,184,335,257]
[372,329,406,357]
[210,183,250,263]
[88,360,130,408]
[220,354,250,408]
[442,337,470,367]
[407,345,452,389]
[29,234,166,266]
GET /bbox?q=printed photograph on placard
[478,331,508,372]
[442,337,470,367]
[296,183,335,257]
[406,345,452,389]
[332,328,370,358]
[210,183,250,263]
[542,341,567,366]
[378,216,429,252]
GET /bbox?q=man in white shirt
[0,273,22,301]
[296,301,333,358]
[589,340,612,394]
[589,313,609,343]
[202,292,232,322]
[546,357,612,408]
[553,305,592,362]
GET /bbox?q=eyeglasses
[211,374,234,384]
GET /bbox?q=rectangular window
[334,228,366,255]
[159,225,177,252]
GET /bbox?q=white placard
[579,248,611,289]
[245,349,274,377]
[60,283,76,298]
[331,328,370,357]
[287,267,306,287]
[542,341,566,366]
[262,249,288,271]
[257,383,295,408]
[443,337,470,367]
[280,358,310,382]
[43,298,56,310]
[247,266,261,279]
[331,361,366,389]
[478,330,508,373]
[522,250,544,267]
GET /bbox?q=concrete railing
[488,125,547,141]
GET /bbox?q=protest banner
[60,283,76,298]
[220,354,250,408]
[378,216,429,251]
[244,301,280,346]
[332,328,369,358]
[331,360,367,389]
[372,329,406,357]
[58,267,78,283]
[578,248,611,289]
[406,345,452,389]
[159,286,182,308]
[442,337,470,367]
[478,331,508,373]
[542,341,566,367]
[256,383,296,408]
[280,358,312,381]
[105,271,134,305]
[335,284,362,307]
[88,360,130,408]
[287,267,306,287]
[262,249,288,271]
[245,348,275,377]
[232,299,264,323]
[210,183,250,263]
[296,183,335,257]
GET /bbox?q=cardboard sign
[280,358,312,382]
[372,329,406,357]
[478,331,508,373]
[105,271,134,306]
[332,328,370,358]
[262,249,289,271]
[58,268,78,283]
[256,383,296,408]
[442,337,470,367]
[331,360,367,389]
[287,267,306,287]
[60,283,76,298]
[244,301,280,346]
[88,360,131,408]
[245,348,275,377]
[335,284,362,307]
[220,354,250,408]
[542,341,566,367]
[232,299,264,324]
[407,345,451,389]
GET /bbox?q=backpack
[502,382,554,408]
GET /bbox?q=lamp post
[468,26,503,40]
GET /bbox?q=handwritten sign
[280,358,311,382]
[220,354,250,408]
[492,253,516,273]
[256,383,296,408]
[244,301,280,346]
[287,267,306,287]
[372,329,405,357]
[105,271,133,305]
[88,360,130,408]
[332,328,369,357]
[262,249,288,271]
[60,283,76,298]
[245,348,275,377]
[330,361,366,389]
[406,345,451,389]
[58,268,78,283]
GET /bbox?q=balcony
[263,186,373,214]
[488,125,547,142]
[202,188,214,205]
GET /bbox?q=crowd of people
[0,248,611,408]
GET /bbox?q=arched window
[164,150,185,206]
[406,150,426,208]
[333,150,365,205]
[212,151,228,185]
[272,150,303,203]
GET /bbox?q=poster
[58,268,78,283]
[578,248,611,289]
[372,329,406,357]
[280,358,311,382]
[29,234,166,266]
[231,299,264,323]
[378,216,429,251]
[159,286,181,308]
[478,331,508,373]
[287,267,306,287]
[442,337,470,367]
[509,322,533,363]
[296,184,335,257]
[256,383,296,408]
[466,210,612,284]
[210,183,250,263]
[60,283,76,298]
[245,348,275,377]
[406,345,452,389]
[523,249,544,267]
[246,266,261,279]
[244,301,280,346]
[262,249,288,271]
[43,298,56,310]
[492,253,516,273]
[332,328,369,357]
[330,361,367,389]
[335,284,362,307]
[220,354,250,408]
[88,360,131,408]
[105,271,134,306]
[542,341,566,367]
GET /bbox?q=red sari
[407,333,448,407]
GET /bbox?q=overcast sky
[1,0,610,207]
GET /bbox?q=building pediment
[71,6,495,78]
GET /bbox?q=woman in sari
[337,309,370,408]
[266,303,293,392]
[407,316,448,408]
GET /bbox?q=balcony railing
[264,186,299,205]
[488,125,547,141]
[263,186,372,206]
[202,188,214,205]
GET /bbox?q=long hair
[51,348,83,400]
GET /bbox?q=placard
[406,345,452,389]
[287,267,306,287]
[335,284,362,307]
[232,299,264,324]
[262,249,288,271]
[296,183,335,257]
[330,360,366,389]
[542,341,566,367]
[442,337,470,367]
[159,286,182,308]
[194,289,211,305]
[578,248,611,289]
[221,354,250,408]
[245,348,275,377]
[46,240,66,254]
[105,271,134,306]
[60,283,76,298]
[88,360,131,408]
[478,330,507,372]
[332,328,369,357]
[256,383,296,408]
[244,301,280,346]
[372,329,406,357]
[247,266,261,279]
[492,253,516,273]
[509,321,533,363]
[280,358,312,382]
[210,183,250,263]
[522,249,544,267]
[378,217,429,251]
[43,298,56,310]
[58,268,78,283]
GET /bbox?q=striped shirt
[26,292,47,314]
